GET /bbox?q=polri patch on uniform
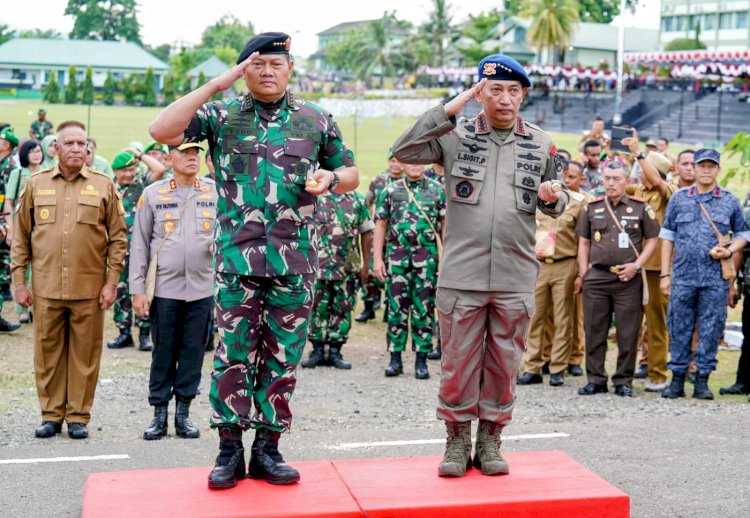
[163,221,176,233]
[136,195,144,210]
[454,179,477,202]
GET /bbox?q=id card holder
[618,232,629,249]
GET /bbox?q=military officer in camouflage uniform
[356,152,404,322]
[149,32,358,490]
[302,191,374,369]
[422,162,445,359]
[393,54,568,478]
[106,150,153,352]
[0,127,20,321]
[29,108,53,141]
[373,163,445,379]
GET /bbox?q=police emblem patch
[163,221,176,233]
[40,208,50,220]
[456,180,474,199]
[522,176,535,188]
[483,63,498,76]
[522,191,531,205]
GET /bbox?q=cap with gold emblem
[477,54,531,87]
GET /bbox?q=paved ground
[1,324,749,517]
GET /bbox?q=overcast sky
[4,0,660,58]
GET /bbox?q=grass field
[2,100,747,196]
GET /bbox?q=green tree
[455,9,502,65]
[509,0,635,23]
[43,72,61,104]
[82,66,94,104]
[720,132,750,187]
[199,15,254,57]
[143,67,156,106]
[419,0,458,67]
[147,43,171,62]
[197,71,207,87]
[0,24,15,45]
[18,28,63,39]
[664,38,707,51]
[162,74,176,106]
[122,73,142,105]
[65,0,142,44]
[65,66,78,104]
[102,71,115,105]
[521,0,580,65]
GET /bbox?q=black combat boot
[208,426,246,489]
[328,341,351,369]
[427,344,442,360]
[138,329,153,352]
[301,341,327,368]
[107,331,134,349]
[0,317,21,332]
[248,428,300,485]
[415,352,430,379]
[384,351,403,377]
[662,371,686,399]
[175,398,200,438]
[143,404,168,440]
[372,299,382,310]
[355,301,375,322]
[693,371,714,400]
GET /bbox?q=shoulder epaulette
[591,196,605,203]
[629,196,645,203]
[569,190,585,202]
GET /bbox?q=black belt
[537,256,575,264]
[591,264,621,274]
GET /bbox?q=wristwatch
[636,151,647,161]
[329,171,340,191]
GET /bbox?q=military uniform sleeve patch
[549,144,558,156]
[136,195,144,210]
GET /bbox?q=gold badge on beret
[40,208,50,220]
[483,63,497,76]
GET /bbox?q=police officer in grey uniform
[393,54,568,478]
[129,142,217,440]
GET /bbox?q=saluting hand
[443,79,487,118]
[211,52,259,92]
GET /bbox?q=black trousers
[738,292,750,385]
[148,296,212,405]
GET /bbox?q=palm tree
[345,12,407,88]
[521,0,580,65]
[420,0,458,67]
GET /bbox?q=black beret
[237,32,292,64]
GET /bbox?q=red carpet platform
[82,451,629,518]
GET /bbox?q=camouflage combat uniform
[375,176,446,352]
[0,155,14,302]
[30,119,54,141]
[361,171,398,304]
[112,175,151,334]
[183,92,355,432]
[308,192,374,343]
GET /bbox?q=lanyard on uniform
[604,197,649,305]
[400,178,443,261]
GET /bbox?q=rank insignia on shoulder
[646,206,656,219]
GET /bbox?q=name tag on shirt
[618,232,629,249]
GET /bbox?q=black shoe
[541,362,550,375]
[0,317,21,332]
[355,301,375,323]
[248,429,300,485]
[372,300,382,310]
[567,364,583,377]
[328,342,352,369]
[67,422,89,439]
[686,371,696,384]
[415,352,430,379]
[19,312,32,324]
[719,382,750,395]
[143,405,168,440]
[138,331,153,352]
[614,385,634,397]
[578,383,608,395]
[35,421,62,438]
[427,345,442,360]
[693,371,714,400]
[634,364,648,379]
[549,372,564,387]
[301,341,327,368]
[208,427,246,489]
[384,351,403,377]
[107,332,134,349]
[175,398,200,438]
[517,372,543,385]
[662,372,686,399]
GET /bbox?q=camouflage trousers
[0,239,10,292]
[386,260,437,353]
[113,255,149,333]
[209,272,314,433]
[361,255,384,303]
[308,275,357,343]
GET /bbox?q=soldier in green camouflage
[302,191,374,369]
[0,127,20,323]
[106,150,153,352]
[29,109,53,141]
[373,162,446,379]
[149,32,358,490]
[356,153,404,323]
[422,163,445,360]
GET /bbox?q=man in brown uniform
[624,132,676,392]
[393,54,567,478]
[576,163,659,397]
[520,161,587,387]
[11,121,128,439]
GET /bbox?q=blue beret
[694,148,720,165]
[477,54,531,87]
[237,32,291,64]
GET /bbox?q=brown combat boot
[473,420,509,476]
[437,421,472,477]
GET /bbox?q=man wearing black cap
[149,32,358,489]
[660,148,750,400]
[393,54,567,478]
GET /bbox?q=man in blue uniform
[660,149,750,399]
